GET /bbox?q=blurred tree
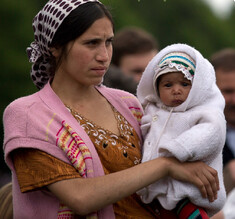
[0,0,42,183]
[103,0,235,58]
[229,7,235,32]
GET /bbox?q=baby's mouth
[172,99,183,105]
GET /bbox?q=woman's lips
[92,66,107,75]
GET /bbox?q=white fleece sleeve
[140,114,152,139]
[158,111,226,162]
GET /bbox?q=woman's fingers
[208,165,220,191]
[192,177,208,199]
[191,163,219,202]
[197,170,215,202]
[167,158,219,202]
[202,166,219,201]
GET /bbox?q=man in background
[103,27,159,94]
[210,48,235,194]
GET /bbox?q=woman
[3,0,219,218]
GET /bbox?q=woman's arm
[47,157,219,215]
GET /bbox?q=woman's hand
[166,157,219,202]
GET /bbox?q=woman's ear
[50,47,61,58]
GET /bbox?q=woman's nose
[96,45,109,62]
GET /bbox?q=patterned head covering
[157,52,196,82]
[27,0,101,89]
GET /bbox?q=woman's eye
[87,40,98,46]
[106,38,113,46]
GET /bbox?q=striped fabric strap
[56,120,98,219]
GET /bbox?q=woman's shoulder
[100,84,134,95]
[4,92,40,117]
[99,86,143,118]
[3,92,43,149]
[99,85,140,104]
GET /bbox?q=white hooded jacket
[136,43,226,216]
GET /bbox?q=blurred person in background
[103,27,159,94]
[210,48,235,195]
[0,182,13,219]
[103,64,138,94]
[210,48,235,219]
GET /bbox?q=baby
[137,43,226,218]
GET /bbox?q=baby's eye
[164,83,172,87]
[182,82,191,87]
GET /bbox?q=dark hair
[112,27,159,66]
[210,48,235,72]
[49,2,114,71]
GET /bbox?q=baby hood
[137,43,225,112]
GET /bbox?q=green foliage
[102,0,235,57]
[1,0,235,173]
[0,0,41,172]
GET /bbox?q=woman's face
[53,17,114,87]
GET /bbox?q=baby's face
[158,72,192,107]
